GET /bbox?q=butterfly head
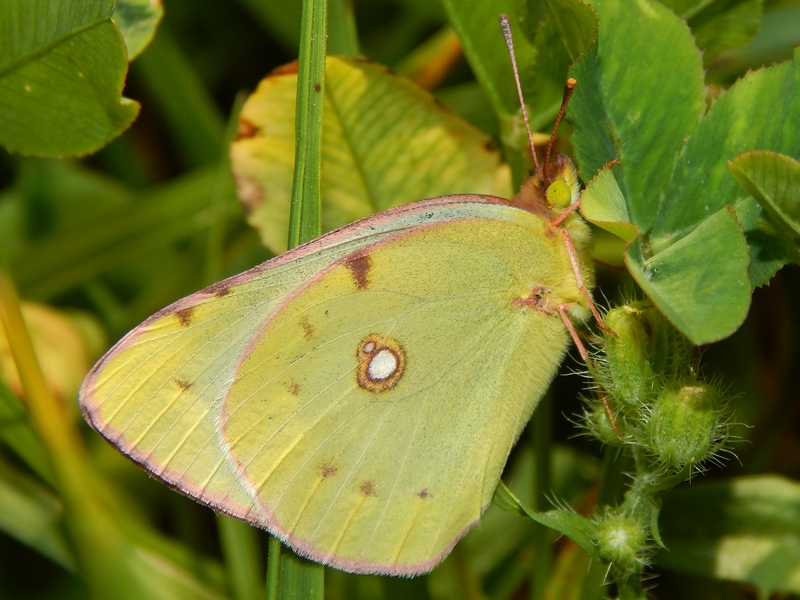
[514,153,581,217]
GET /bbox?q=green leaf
[235,0,302,52]
[689,0,763,65]
[544,0,598,63]
[664,0,764,65]
[571,0,707,231]
[626,206,750,345]
[657,475,800,597]
[10,167,239,300]
[580,167,638,243]
[0,381,54,485]
[112,0,163,60]
[328,0,359,57]
[652,48,800,249]
[0,0,139,156]
[660,0,717,19]
[707,4,800,83]
[230,56,512,254]
[0,459,74,570]
[493,481,600,560]
[569,0,800,343]
[729,150,800,244]
[659,50,800,291]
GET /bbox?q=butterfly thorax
[512,153,594,321]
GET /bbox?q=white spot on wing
[368,349,398,381]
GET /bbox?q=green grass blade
[267,0,327,596]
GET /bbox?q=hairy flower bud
[647,382,721,467]
[595,511,647,574]
[604,304,656,407]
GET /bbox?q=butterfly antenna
[500,14,539,172]
[544,78,577,177]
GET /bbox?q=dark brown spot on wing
[209,283,231,298]
[318,462,337,479]
[360,480,377,497]
[175,307,195,327]
[346,254,372,290]
[175,379,192,390]
[300,316,315,341]
[417,488,430,499]
[287,382,301,396]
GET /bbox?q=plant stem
[530,394,553,600]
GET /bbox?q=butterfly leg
[557,305,621,437]
[554,216,617,338]
[556,305,588,361]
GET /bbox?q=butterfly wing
[80,195,589,575]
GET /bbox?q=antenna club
[544,77,579,173]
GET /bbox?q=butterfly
[79,16,604,576]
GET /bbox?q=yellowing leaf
[231,57,512,254]
[0,303,101,402]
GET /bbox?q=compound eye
[545,179,572,208]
